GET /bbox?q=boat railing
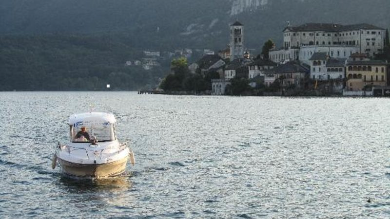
[58,143,129,157]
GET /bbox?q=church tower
[230,21,244,61]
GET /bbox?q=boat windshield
[71,122,116,143]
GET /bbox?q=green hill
[0,0,389,90]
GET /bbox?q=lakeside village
[152,21,390,97]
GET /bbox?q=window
[376,75,378,81]
[364,75,366,81]
[316,33,319,36]
[376,67,378,73]
[372,42,375,46]
[382,67,384,73]
[313,68,315,72]
[382,75,384,81]
[303,33,306,36]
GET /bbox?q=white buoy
[51,154,57,169]
[129,151,135,166]
[107,84,110,89]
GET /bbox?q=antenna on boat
[89,104,94,113]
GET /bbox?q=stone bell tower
[230,21,244,61]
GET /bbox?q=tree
[267,79,281,92]
[261,39,275,60]
[183,74,207,92]
[159,74,182,91]
[170,57,189,84]
[203,71,220,90]
[171,57,187,68]
[375,30,390,62]
[230,78,252,95]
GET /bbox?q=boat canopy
[68,112,116,126]
[68,112,117,142]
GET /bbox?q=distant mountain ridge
[1,0,389,51]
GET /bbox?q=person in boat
[75,126,90,141]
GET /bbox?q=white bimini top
[68,112,116,127]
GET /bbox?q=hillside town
[166,21,390,96]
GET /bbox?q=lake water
[1,92,390,218]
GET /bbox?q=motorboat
[52,112,135,178]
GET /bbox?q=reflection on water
[59,175,132,193]
[58,174,135,211]
[2,92,390,218]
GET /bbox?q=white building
[269,48,299,64]
[299,45,359,65]
[247,59,277,79]
[211,79,231,95]
[264,70,276,87]
[144,51,161,57]
[271,23,385,64]
[282,23,385,57]
[309,52,346,80]
[224,58,247,80]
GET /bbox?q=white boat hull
[57,155,129,178]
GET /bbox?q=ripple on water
[1,93,390,218]
[168,161,185,167]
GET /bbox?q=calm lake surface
[1,92,390,218]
